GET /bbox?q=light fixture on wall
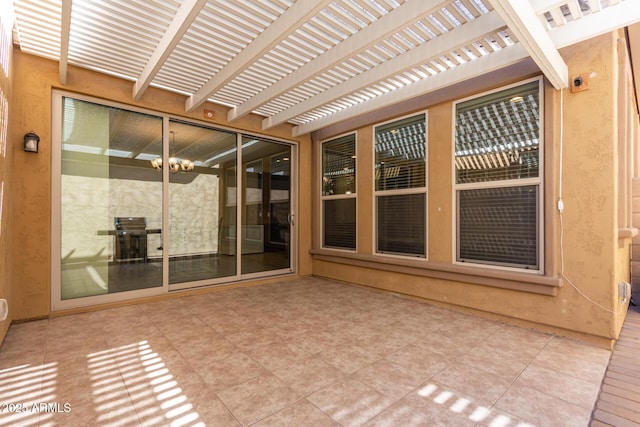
[150,131,194,172]
[24,131,40,153]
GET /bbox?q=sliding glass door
[241,138,292,275]
[167,121,237,285]
[53,92,295,309]
[57,97,164,301]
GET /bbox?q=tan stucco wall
[312,32,636,347]
[0,6,14,344]
[9,51,312,321]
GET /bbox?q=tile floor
[0,277,611,426]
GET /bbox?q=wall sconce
[24,131,40,153]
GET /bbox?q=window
[374,113,427,257]
[322,134,356,250]
[454,79,542,270]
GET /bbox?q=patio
[0,277,612,426]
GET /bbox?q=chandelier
[151,131,195,172]
[150,156,194,172]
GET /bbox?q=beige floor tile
[318,343,380,374]
[307,378,395,427]
[0,320,48,354]
[364,398,477,427]
[155,315,212,341]
[0,348,45,373]
[272,356,346,396]
[454,343,532,380]
[287,331,347,354]
[516,363,602,409]
[436,319,502,347]
[217,374,302,425]
[432,362,514,406]
[0,358,44,405]
[38,372,141,426]
[192,352,269,392]
[473,406,536,427]
[263,319,318,340]
[400,380,493,426]
[225,327,282,351]
[105,324,166,348]
[0,277,612,427]
[203,312,260,335]
[390,315,450,338]
[495,382,592,427]
[246,342,312,371]
[352,330,416,358]
[532,346,609,385]
[252,399,339,427]
[171,332,238,363]
[37,400,139,427]
[412,332,473,358]
[136,380,240,427]
[544,336,612,365]
[385,344,451,380]
[45,333,112,360]
[482,325,551,357]
[363,401,434,427]
[352,359,424,400]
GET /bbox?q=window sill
[310,248,561,296]
[618,227,639,240]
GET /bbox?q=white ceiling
[11,0,640,137]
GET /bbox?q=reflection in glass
[454,81,540,184]
[375,114,426,191]
[60,98,163,299]
[322,134,356,250]
[168,121,237,284]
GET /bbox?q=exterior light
[24,131,40,153]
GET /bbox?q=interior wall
[10,51,311,321]
[312,32,632,346]
[0,2,14,344]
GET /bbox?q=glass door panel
[168,121,237,284]
[60,97,163,299]
[241,138,291,275]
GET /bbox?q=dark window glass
[322,134,356,250]
[323,198,356,250]
[323,135,356,196]
[458,186,538,268]
[377,194,426,257]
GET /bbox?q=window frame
[452,77,544,273]
[372,111,428,259]
[320,132,358,252]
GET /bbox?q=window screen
[374,113,427,257]
[322,134,356,250]
[454,80,542,270]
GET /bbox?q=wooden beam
[263,11,504,130]
[59,0,72,85]
[292,44,529,136]
[185,0,332,112]
[228,0,452,123]
[546,0,640,49]
[488,0,568,89]
[132,0,208,101]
